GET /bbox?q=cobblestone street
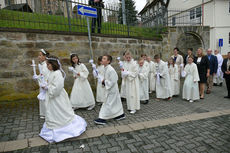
[9,114,230,153]
[0,84,230,142]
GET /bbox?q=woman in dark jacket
[194,48,210,99]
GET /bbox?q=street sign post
[219,38,223,54]
[77,5,97,59]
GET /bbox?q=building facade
[139,0,230,55]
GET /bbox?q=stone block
[4,139,28,152]
[35,42,53,48]
[17,42,34,48]
[16,79,39,93]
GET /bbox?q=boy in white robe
[138,58,149,104]
[147,56,156,93]
[154,55,172,101]
[94,55,125,125]
[69,54,95,110]
[122,51,140,114]
[182,56,200,102]
[213,50,224,86]
[39,56,87,143]
[168,58,180,96]
[120,52,127,101]
[33,49,50,119]
[95,56,106,104]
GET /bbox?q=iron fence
[0,0,165,39]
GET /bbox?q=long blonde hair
[197,47,204,57]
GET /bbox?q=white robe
[171,54,183,89]
[182,63,200,101]
[120,61,127,98]
[39,70,87,143]
[96,65,106,103]
[214,53,224,84]
[148,61,156,92]
[168,64,180,96]
[99,65,124,119]
[155,60,172,99]
[122,59,140,111]
[138,65,149,101]
[70,63,95,108]
[37,61,49,117]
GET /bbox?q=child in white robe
[120,52,127,101]
[94,55,125,125]
[33,49,50,119]
[138,58,149,104]
[154,55,172,101]
[69,54,95,110]
[39,56,87,143]
[122,51,140,114]
[182,56,200,103]
[168,58,180,96]
[95,56,106,104]
[147,56,156,93]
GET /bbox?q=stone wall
[0,31,163,102]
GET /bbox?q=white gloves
[122,70,129,78]
[98,75,104,84]
[68,67,74,72]
[93,69,98,78]
[119,61,123,69]
[181,71,186,77]
[33,75,39,80]
[40,82,48,90]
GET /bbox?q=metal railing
[0,0,165,39]
[140,5,202,28]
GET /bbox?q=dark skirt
[198,73,207,83]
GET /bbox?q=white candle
[31,59,37,76]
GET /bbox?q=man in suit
[206,49,218,94]
[89,0,104,33]
[221,52,230,98]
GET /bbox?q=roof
[4,3,33,12]
[138,0,170,15]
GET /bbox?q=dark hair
[168,58,175,67]
[174,47,179,52]
[47,56,60,71]
[154,54,160,59]
[70,54,80,68]
[41,50,50,57]
[188,48,193,52]
[97,56,103,65]
[228,52,230,54]
[141,54,147,57]
[103,55,112,64]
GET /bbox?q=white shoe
[189,100,194,103]
[87,104,95,110]
[187,99,190,101]
[130,110,136,114]
[40,116,45,119]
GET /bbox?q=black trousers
[91,9,102,33]
[225,77,230,97]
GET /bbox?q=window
[172,17,176,26]
[229,32,230,44]
[229,0,230,13]
[196,7,202,18]
[190,9,195,19]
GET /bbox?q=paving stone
[4,139,28,152]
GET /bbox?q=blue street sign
[77,5,97,18]
[219,39,223,47]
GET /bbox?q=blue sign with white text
[219,39,223,47]
[77,5,97,18]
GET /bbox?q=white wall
[0,1,5,9]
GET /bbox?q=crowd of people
[32,47,230,143]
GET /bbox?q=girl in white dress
[69,54,95,110]
[95,56,106,104]
[168,58,180,96]
[39,56,87,143]
[33,49,50,119]
[182,56,200,103]
[138,58,149,104]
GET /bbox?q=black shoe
[114,114,126,121]
[219,83,223,87]
[224,96,230,99]
[213,83,217,86]
[94,118,106,125]
[141,100,149,104]
[121,98,126,102]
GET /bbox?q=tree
[118,0,138,26]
